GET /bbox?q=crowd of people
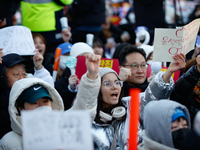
[0,0,200,149]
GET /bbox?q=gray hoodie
[138,100,191,150]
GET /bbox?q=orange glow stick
[52,48,61,81]
[53,48,62,71]
[128,88,141,150]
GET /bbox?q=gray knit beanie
[98,67,120,79]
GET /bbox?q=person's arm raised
[163,53,186,83]
[67,53,101,121]
[33,49,43,70]
[86,53,101,80]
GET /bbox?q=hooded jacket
[92,71,174,150]
[0,78,64,149]
[138,100,191,150]
[0,55,54,139]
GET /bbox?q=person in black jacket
[118,45,149,96]
[0,54,32,139]
[68,0,105,44]
[55,67,77,110]
[170,55,200,126]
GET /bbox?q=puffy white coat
[0,73,100,150]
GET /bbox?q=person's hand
[69,74,79,91]
[33,49,43,70]
[61,27,72,42]
[0,48,4,64]
[86,53,101,80]
[168,53,186,73]
[163,53,186,83]
[196,55,200,72]
[119,67,131,82]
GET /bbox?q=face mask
[172,128,189,149]
[59,55,68,70]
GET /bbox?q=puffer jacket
[170,65,200,125]
[92,71,174,150]
[0,72,101,149]
[0,78,64,149]
[0,64,54,139]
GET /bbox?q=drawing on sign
[59,115,83,146]
[22,110,93,150]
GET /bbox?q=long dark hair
[94,75,127,124]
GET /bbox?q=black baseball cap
[2,53,33,69]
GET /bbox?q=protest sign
[22,110,93,150]
[153,18,200,62]
[75,56,120,80]
[0,26,35,55]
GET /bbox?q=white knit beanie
[70,42,94,57]
[98,67,120,79]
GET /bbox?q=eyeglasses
[123,63,147,70]
[102,80,123,88]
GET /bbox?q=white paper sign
[22,110,93,150]
[153,18,200,62]
[0,26,35,55]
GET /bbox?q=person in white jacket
[0,52,101,149]
[90,53,186,149]
[0,78,63,149]
[0,50,54,139]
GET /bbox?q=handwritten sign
[75,56,120,80]
[0,26,35,55]
[22,110,93,150]
[153,18,200,62]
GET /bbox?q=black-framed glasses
[123,63,147,70]
[102,80,123,88]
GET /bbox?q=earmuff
[99,106,126,123]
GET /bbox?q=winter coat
[92,71,174,150]
[0,65,54,139]
[170,65,200,125]
[0,72,101,149]
[55,67,77,110]
[66,73,101,122]
[123,78,149,96]
[138,100,191,150]
[0,78,64,150]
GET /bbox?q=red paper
[75,56,120,80]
